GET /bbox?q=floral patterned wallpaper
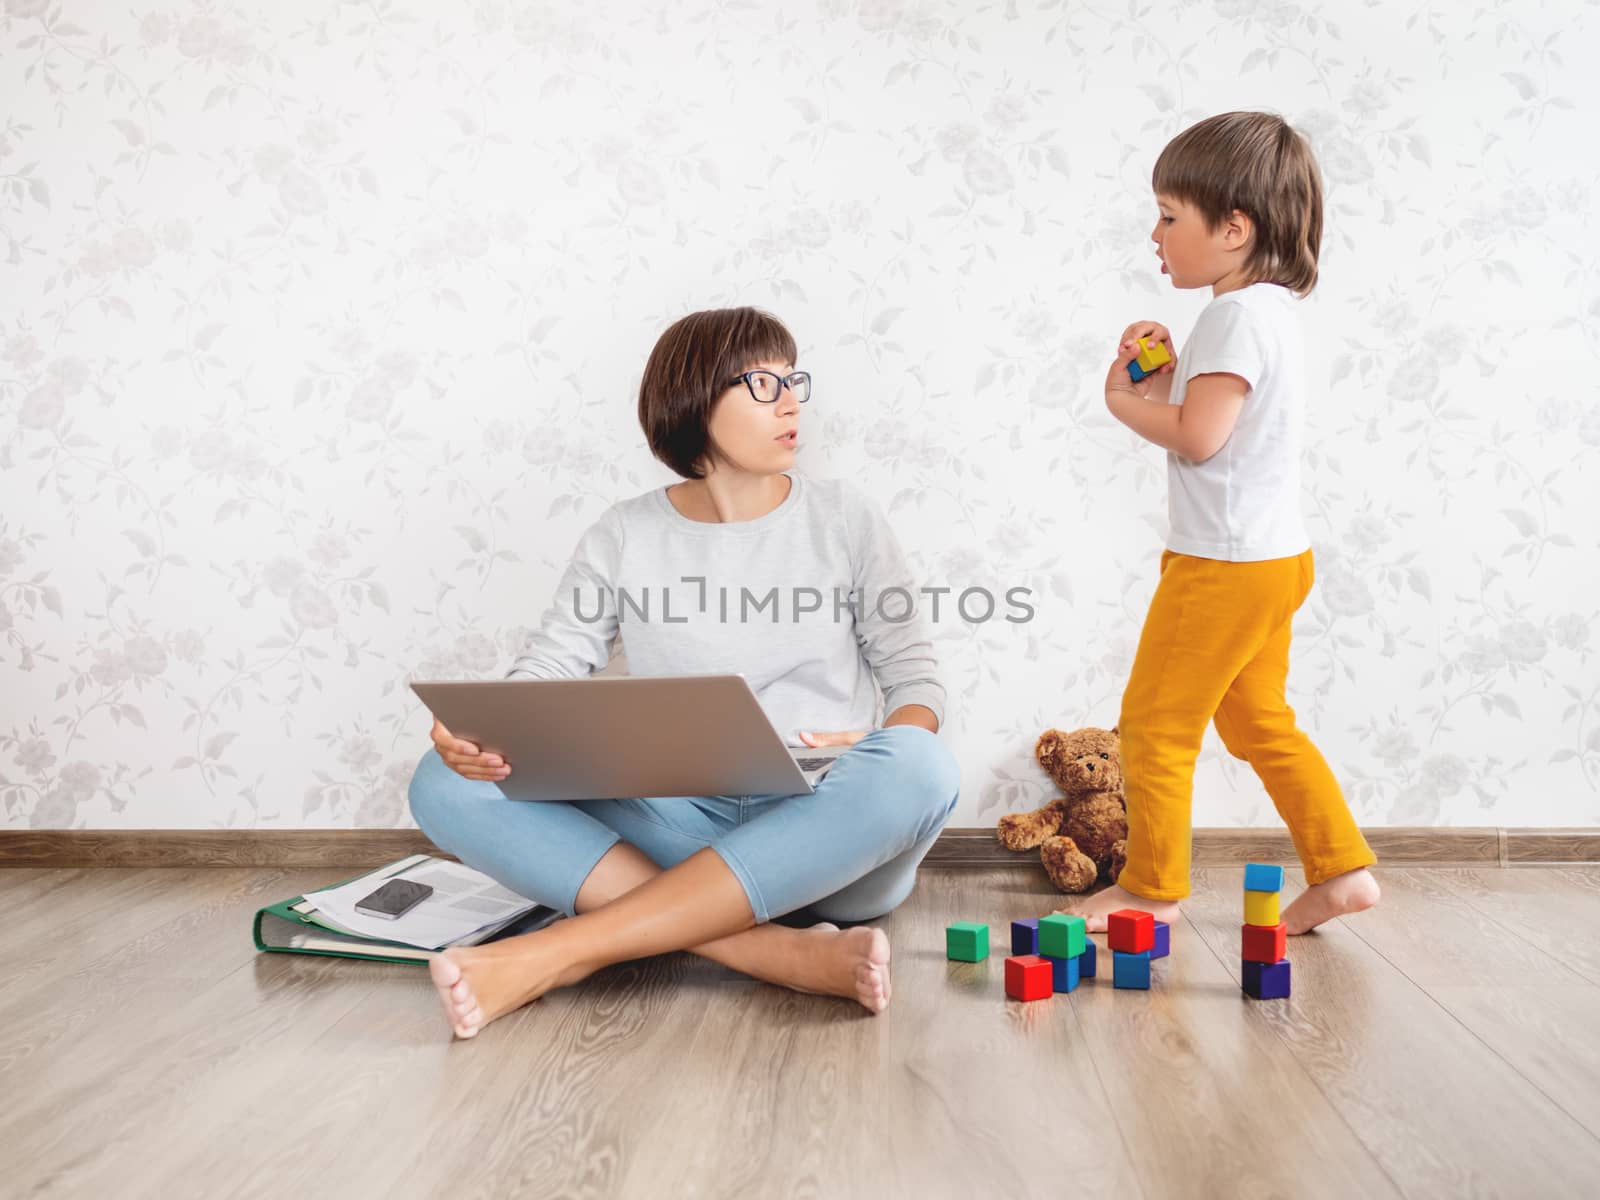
[2,1,1595,830]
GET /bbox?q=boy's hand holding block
[1126,336,1172,382]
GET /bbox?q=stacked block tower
[1241,863,1290,999]
[1002,913,1093,1000]
[1107,909,1170,989]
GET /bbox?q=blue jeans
[408,725,961,923]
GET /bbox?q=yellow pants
[1116,549,1376,901]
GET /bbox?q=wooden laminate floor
[3,864,1599,1199]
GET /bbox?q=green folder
[252,856,561,965]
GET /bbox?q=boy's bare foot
[1282,867,1380,935]
[1055,883,1182,933]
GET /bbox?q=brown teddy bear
[995,725,1129,893]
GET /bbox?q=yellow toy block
[1244,889,1281,927]
[1135,337,1172,373]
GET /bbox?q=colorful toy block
[1038,913,1087,960]
[1005,954,1054,1002]
[1239,868,1291,998]
[1242,922,1287,965]
[1243,862,1285,893]
[1242,957,1292,1000]
[1011,918,1040,956]
[1244,889,1281,927]
[1150,920,1170,960]
[1126,336,1172,382]
[1048,951,1081,993]
[945,921,988,962]
[1080,940,1098,978]
[1107,909,1154,954]
[1112,949,1152,990]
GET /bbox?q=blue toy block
[1151,920,1170,960]
[1011,918,1039,956]
[1047,953,1081,993]
[1080,940,1097,978]
[1243,863,1285,893]
[1127,358,1151,382]
[1242,958,1291,1000]
[1113,949,1151,990]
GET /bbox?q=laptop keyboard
[794,756,835,771]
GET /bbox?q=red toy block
[1242,922,1287,964]
[1005,954,1053,1002]
[1107,909,1154,954]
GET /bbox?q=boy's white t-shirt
[1164,281,1313,562]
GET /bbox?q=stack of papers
[299,855,546,950]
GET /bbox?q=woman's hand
[798,730,869,749]
[431,718,511,782]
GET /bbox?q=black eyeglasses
[726,369,811,404]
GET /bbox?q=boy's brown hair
[638,307,797,479]
[1152,111,1323,296]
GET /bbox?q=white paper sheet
[303,857,541,950]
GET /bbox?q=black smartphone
[354,878,434,920]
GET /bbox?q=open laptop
[408,675,848,802]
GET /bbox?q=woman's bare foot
[428,931,585,1039]
[775,923,893,1014]
[428,921,895,1038]
[1056,883,1182,933]
[1282,867,1380,935]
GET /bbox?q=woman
[409,307,960,1038]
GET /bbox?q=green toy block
[1038,913,1086,960]
[945,921,989,962]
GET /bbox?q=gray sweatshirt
[506,474,946,743]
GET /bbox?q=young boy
[1066,111,1380,935]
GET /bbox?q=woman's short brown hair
[1152,111,1323,296]
[637,307,798,479]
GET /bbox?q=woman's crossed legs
[407,726,959,1037]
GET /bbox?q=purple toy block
[1011,918,1040,956]
[1081,940,1098,978]
[1242,958,1292,1000]
[1151,920,1170,959]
